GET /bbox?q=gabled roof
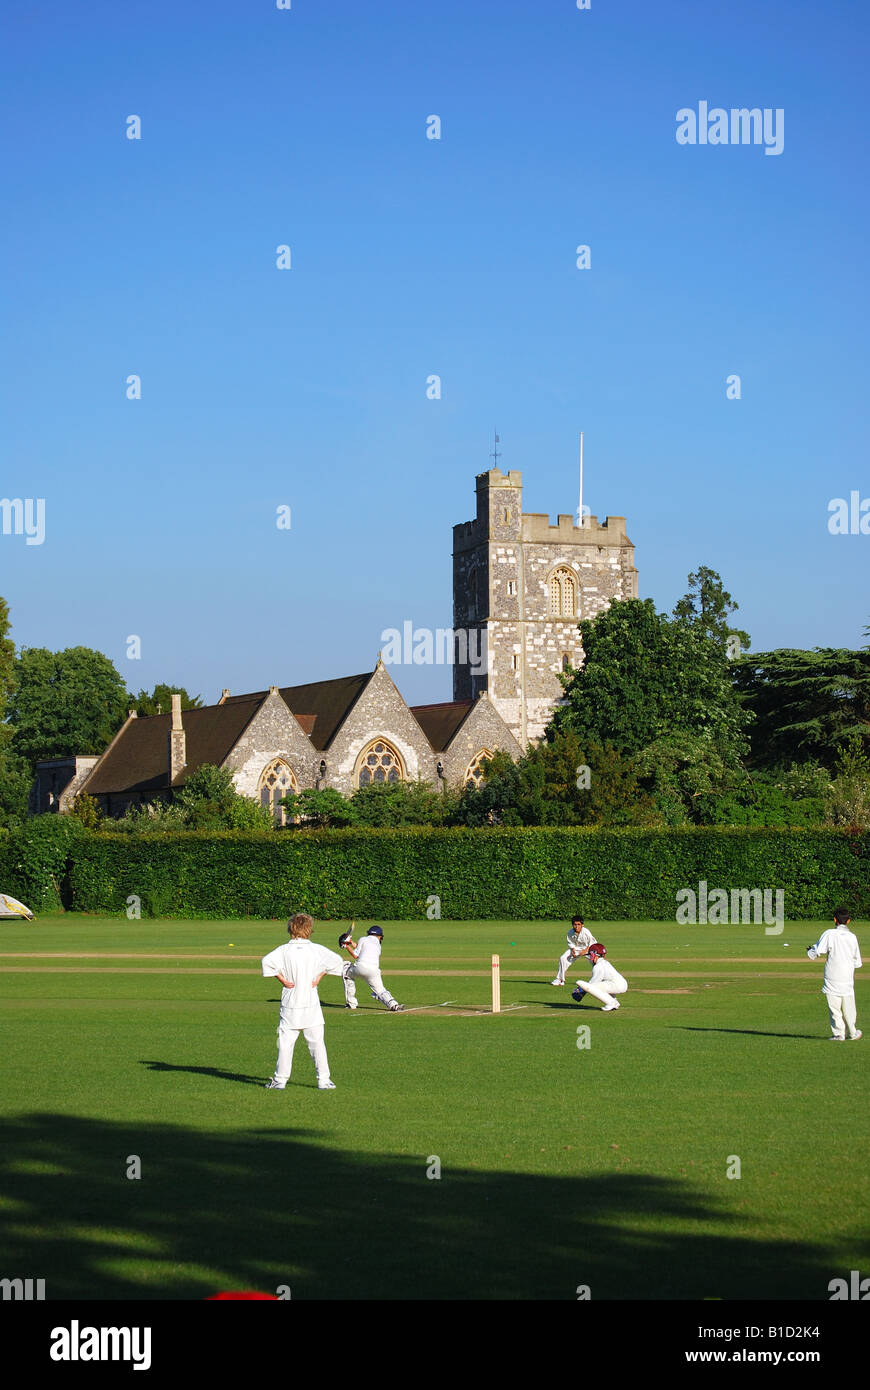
[225,673,371,750]
[83,696,265,795]
[410,700,475,752]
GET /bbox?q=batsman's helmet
[367,925,384,938]
[587,943,606,963]
[338,931,353,948]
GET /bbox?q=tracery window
[357,740,404,786]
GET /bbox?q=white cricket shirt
[262,939,345,1026]
[589,959,628,992]
[353,935,383,973]
[567,927,595,952]
[807,926,862,996]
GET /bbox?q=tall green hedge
[3,824,862,920]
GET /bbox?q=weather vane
[490,429,501,467]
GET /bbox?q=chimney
[169,693,186,782]
[219,689,231,703]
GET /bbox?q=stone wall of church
[437,695,524,787]
[326,663,437,794]
[225,690,321,798]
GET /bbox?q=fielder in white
[807,907,862,1041]
[551,915,595,986]
[261,912,347,1090]
[340,924,404,1011]
[571,943,627,1012]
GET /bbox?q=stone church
[33,465,635,818]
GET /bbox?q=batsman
[339,922,405,1012]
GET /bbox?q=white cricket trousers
[274,1019,330,1084]
[344,963,397,1008]
[555,948,581,984]
[826,992,859,1040]
[580,978,628,1008]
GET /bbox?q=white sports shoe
[849,1030,862,1041]
[318,1080,337,1090]
[550,979,564,986]
[601,1000,621,1012]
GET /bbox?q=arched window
[465,749,494,788]
[258,758,298,824]
[549,567,577,617]
[357,739,404,787]
[561,652,572,672]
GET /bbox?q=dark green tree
[175,763,272,830]
[281,788,358,829]
[672,566,750,655]
[733,647,870,770]
[0,598,30,827]
[8,647,128,767]
[350,780,451,827]
[132,684,203,717]
[551,598,751,767]
[456,731,658,827]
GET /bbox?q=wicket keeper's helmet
[367,925,384,937]
[587,943,606,963]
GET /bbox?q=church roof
[410,700,475,752]
[83,695,265,795]
[223,672,372,750]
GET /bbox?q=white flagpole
[578,432,584,527]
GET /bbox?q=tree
[174,763,272,830]
[456,731,658,827]
[132,684,203,717]
[824,734,870,828]
[70,792,102,829]
[733,647,870,770]
[672,566,750,655]
[8,647,128,767]
[0,598,31,827]
[0,597,14,714]
[551,598,751,768]
[350,780,451,827]
[281,788,358,829]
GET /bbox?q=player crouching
[339,924,405,1011]
[571,944,627,1012]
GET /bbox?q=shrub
[63,825,870,920]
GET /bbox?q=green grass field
[1,916,867,1301]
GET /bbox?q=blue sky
[2,0,868,708]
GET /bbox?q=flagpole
[578,432,584,527]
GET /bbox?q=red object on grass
[206,1292,279,1300]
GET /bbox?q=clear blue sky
[2,0,867,708]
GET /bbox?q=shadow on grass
[0,1111,841,1301]
[140,1061,266,1087]
[674,1028,823,1041]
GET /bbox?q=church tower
[452,466,638,747]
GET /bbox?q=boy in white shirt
[571,943,627,1012]
[807,907,862,1041]
[551,914,595,986]
[261,913,347,1090]
[340,924,404,1011]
